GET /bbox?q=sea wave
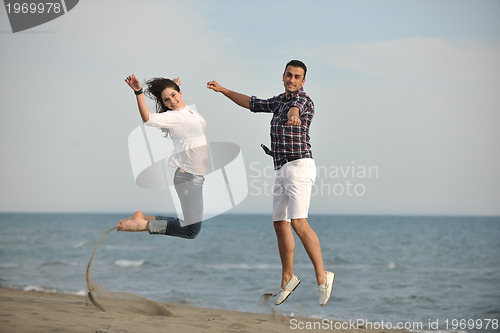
[23,285,58,293]
[41,260,78,267]
[0,263,19,269]
[210,263,273,270]
[115,259,145,267]
[74,240,89,248]
[388,262,397,270]
[75,289,87,296]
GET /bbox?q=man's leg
[291,218,327,286]
[274,220,295,289]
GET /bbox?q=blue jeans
[156,168,204,239]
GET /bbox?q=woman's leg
[153,168,204,239]
[117,169,204,239]
[174,168,204,226]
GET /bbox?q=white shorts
[273,158,316,222]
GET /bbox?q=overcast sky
[1,0,499,216]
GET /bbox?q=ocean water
[0,213,499,332]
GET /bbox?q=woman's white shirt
[144,105,208,175]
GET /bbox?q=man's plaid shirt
[249,87,314,169]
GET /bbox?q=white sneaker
[274,275,301,305]
[318,271,335,306]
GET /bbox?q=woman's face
[161,87,185,110]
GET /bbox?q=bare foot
[117,211,148,232]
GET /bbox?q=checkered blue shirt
[250,87,314,169]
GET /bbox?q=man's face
[283,65,306,95]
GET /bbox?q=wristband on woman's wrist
[134,88,143,95]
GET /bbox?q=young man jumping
[207,60,334,306]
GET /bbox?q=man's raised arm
[207,80,250,109]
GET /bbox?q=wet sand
[0,287,408,333]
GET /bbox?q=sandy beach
[0,287,409,333]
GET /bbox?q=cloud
[312,38,500,87]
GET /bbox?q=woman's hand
[125,74,142,92]
[173,77,181,86]
[125,74,149,122]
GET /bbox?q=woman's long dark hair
[144,78,180,113]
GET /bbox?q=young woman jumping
[118,75,208,239]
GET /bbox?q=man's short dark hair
[285,60,307,78]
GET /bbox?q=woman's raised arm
[125,74,150,122]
